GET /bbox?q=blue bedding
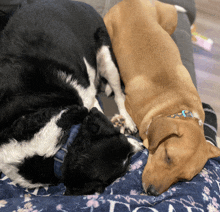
[0,103,219,212]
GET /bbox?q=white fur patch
[192,111,203,126]
[175,5,187,13]
[57,57,97,110]
[0,110,66,188]
[105,83,113,97]
[127,137,143,153]
[206,140,215,146]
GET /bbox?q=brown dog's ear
[207,142,220,159]
[147,117,181,152]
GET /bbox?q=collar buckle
[54,124,81,179]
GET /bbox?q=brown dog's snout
[146,185,160,196]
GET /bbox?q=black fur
[0,107,61,143]
[0,0,136,196]
[18,155,59,185]
[0,0,106,127]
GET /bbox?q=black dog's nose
[147,185,160,196]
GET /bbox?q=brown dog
[104,0,220,196]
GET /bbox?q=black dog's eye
[167,156,171,163]
[122,152,133,165]
[127,152,133,159]
[123,158,128,165]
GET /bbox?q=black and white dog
[0,0,140,195]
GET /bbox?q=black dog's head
[62,107,137,195]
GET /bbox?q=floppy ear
[57,105,88,129]
[147,117,182,152]
[207,142,220,159]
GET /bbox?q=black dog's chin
[64,185,106,196]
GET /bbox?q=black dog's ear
[57,105,88,129]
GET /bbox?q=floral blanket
[0,103,219,212]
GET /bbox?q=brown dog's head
[142,116,220,196]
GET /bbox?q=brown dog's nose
[147,185,160,196]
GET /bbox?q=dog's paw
[111,114,137,135]
[123,114,137,134]
[111,114,126,134]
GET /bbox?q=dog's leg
[105,83,113,97]
[97,46,137,133]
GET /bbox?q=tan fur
[104,0,220,195]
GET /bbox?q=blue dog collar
[168,110,203,126]
[168,110,193,119]
[54,124,81,179]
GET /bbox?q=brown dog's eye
[179,179,187,182]
[165,149,172,164]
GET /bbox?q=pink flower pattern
[130,190,139,195]
[130,160,143,171]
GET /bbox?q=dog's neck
[54,124,81,179]
[144,110,215,146]
[144,110,203,137]
[142,110,203,139]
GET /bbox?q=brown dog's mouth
[143,178,188,196]
[146,184,160,196]
[143,183,160,196]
